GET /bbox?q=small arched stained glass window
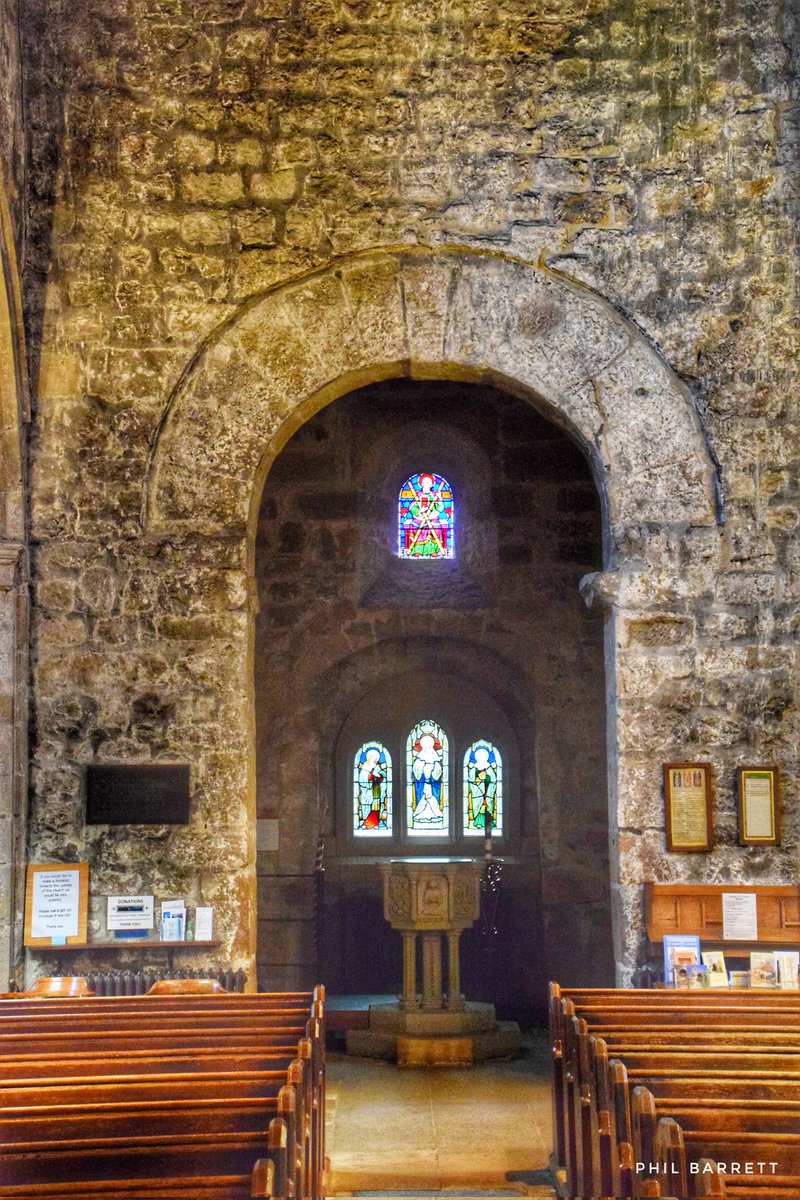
[353,742,392,837]
[398,472,454,559]
[463,740,503,836]
[406,719,449,836]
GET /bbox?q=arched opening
[146,245,721,988]
[253,377,613,1020]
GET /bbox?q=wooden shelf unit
[33,941,221,951]
[645,882,800,948]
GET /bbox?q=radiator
[71,967,247,995]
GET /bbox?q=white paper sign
[722,891,758,941]
[30,870,80,939]
[195,907,213,941]
[107,895,154,931]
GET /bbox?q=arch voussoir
[146,246,720,540]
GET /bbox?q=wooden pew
[0,1077,308,1195]
[550,983,800,1199]
[0,991,325,1200]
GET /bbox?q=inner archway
[253,377,613,1019]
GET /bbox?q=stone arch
[146,245,722,984]
[146,245,720,549]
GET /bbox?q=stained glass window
[398,473,454,559]
[463,741,503,836]
[406,720,449,836]
[353,742,392,837]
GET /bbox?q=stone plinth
[346,858,521,1065]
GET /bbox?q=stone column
[446,930,464,1011]
[420,932,443,1011]
[0,543,27,991]
[401,931,417,1010]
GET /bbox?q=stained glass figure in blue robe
[407,720,449,835]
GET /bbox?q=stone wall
[254,378,611,1006]
[18,0,800,988]
[0,0,24,260]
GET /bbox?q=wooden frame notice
[738,766,780,846]
[24,863,89,947]
[663,762,713,853]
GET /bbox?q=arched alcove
[146,245,721,986]
[253,377,612,1017]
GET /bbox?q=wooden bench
[550,982,800,1199]
[0,990,325,1200]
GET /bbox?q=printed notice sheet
[722,891,758,941]
[30,869,80,939]
[669,766,708,846]
[742,772,774,839]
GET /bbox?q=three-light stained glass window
[398,473,454,559]
[463,740,503,836]
[353,741,392,837]
[407,719,449,836]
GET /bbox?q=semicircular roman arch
[145,245,720,547]
[145,245,722,985]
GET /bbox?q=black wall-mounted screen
[86,764,191,825]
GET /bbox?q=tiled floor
[326,1033,555,1196]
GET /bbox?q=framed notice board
[24,863,89,947]
[663,762,713,852]
[738,766,781,846]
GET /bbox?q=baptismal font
[346,855,522,1065]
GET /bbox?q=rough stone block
[181,171,244,205]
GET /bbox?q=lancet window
[352,741,392,837]
[406,719,449,836]
[463,740,503,836]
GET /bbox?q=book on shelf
[701,950,729,988]
[663,934,701,986]
[750,951,778,988]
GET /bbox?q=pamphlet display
[701,950,729,987]
[160,900,185,941]
[662,934,701,987]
